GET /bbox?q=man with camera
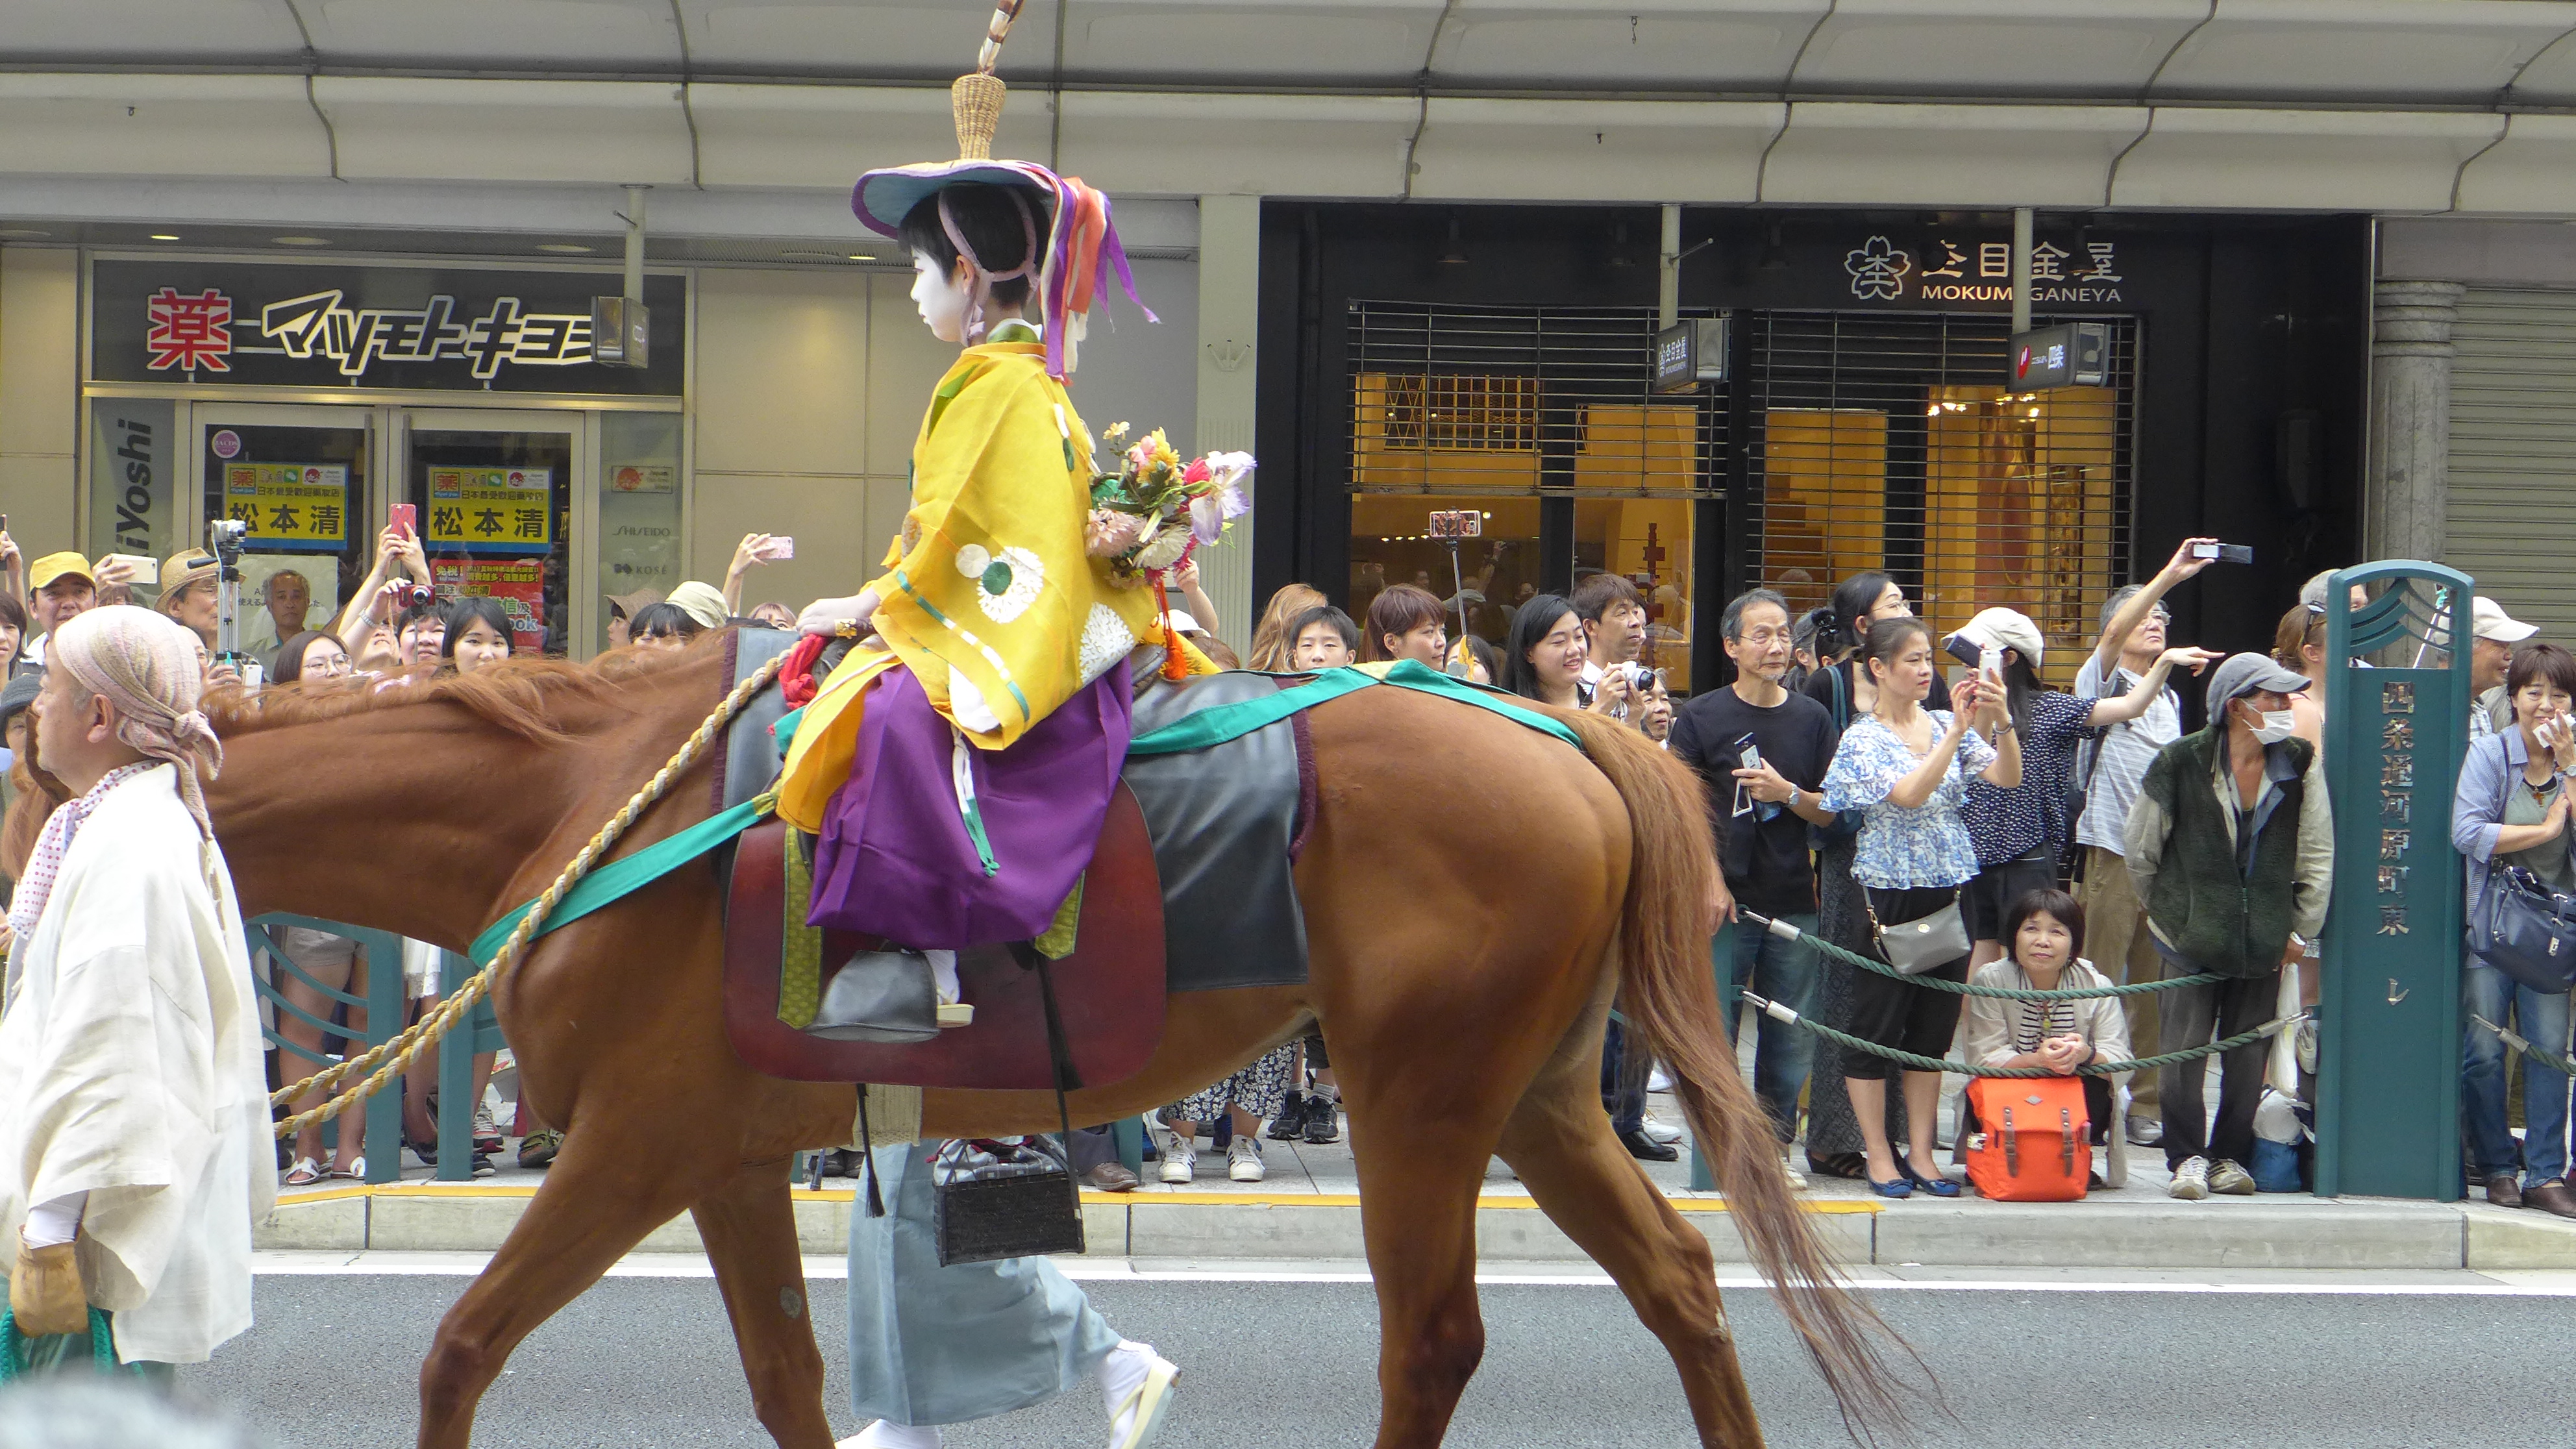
[2072,537,2227,1146]
[1574,572,1653,724]
[1669,587,1841,1188]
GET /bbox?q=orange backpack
[1961,1077,2092,1202]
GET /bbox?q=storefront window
[1922,385,2121,689]
[412,430,571,657]
[200,417,370,656]
[598,412,684,652]
[1575,497,1695,693]
[1349,494,1539,647]
[86,397,178,591]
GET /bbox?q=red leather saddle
[722,785,1167,1088]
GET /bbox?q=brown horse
[202,638,1907,1448]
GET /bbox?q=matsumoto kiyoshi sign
[1838,233,2128,309]
[90,259,684,395]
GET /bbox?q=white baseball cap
[2472,596,2538,645]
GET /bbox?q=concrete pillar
[0,247,82,561]
[2366,279,2466,565]
[1193,194,1259,651]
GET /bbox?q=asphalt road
[169,1273,2566,1448]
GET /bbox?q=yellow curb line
[274,1183,1879,1215]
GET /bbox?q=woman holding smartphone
[1820,617,2021,1197]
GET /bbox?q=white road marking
[249,1252,2576,1296]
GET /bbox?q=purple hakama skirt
[805,664,1133,949]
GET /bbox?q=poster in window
[428,467,554,555]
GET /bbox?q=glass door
[192,403,377,660]
[398,409,589,658]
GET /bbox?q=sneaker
[1780,1153,1809,1192]
[472,1104,502,1154]
[1646,1067,1673,1093]
[2168,1155,2210,1200]
[1100,1339,1180,1449]
[469,1152,497,1180]
[1226,1136,1265,1183]
[1158,1143,1195,1185]
[1303,1096,1341,1145]
[1639,1112,1684,1145]
[2207,1158,2257,1196]
[1265,1093,1309,1141]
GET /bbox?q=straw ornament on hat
[850,0,1152,379]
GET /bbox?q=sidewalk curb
[257,1185,2576,1270]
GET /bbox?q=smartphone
[1944,636,1981,669]
[1739,737,1763,774]
[2191,541,2255,565]
[759,536,796,562]
[388,503,418,539]
[99,551,159,578]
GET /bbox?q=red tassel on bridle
[1151,574,1187,681]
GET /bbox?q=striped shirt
[2072,657,2179,855]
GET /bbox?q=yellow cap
[27,552,92,591]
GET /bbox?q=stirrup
[804,948,942,1043]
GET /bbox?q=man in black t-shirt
[1670,588,1840,1176]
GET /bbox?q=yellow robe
[778,338,1168,832]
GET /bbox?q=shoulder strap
[1826,662,1850,729]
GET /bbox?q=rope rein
[269,652,791,1140]
[1740,910,2225,1000]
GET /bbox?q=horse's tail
[1558,711,1917,1441]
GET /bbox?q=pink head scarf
[47,604,225,839]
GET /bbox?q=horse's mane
[206,636,720,744]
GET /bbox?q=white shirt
[2072,656,2180,855]
[0,765,273,1363]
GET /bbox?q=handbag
[2473,865,2576,994]
[0,1307,144,1383]
[929,1136,1087,1267]
[1867,895,1968,975]
[1809,665,1866,847]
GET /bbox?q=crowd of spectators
[2,515,2566,1213]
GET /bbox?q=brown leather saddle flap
[723,784,1167,1088]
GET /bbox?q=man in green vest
[2124,652,2334,1201]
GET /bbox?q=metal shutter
[2448,288,2576,642]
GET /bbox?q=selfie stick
[1444,538,1470,678]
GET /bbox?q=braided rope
[271,652,791,1139]
[2471,1014,2576,1078]
[1740,910,2223,1000]
[1738,990,2304,1078]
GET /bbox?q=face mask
[2247,708,2298,745]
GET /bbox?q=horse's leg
[691,1155,836,1449]
[1494,1017,1766,1449]
[1342,1083,1499,1449]
[415,1115,719,1449]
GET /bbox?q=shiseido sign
[90,259,684,395]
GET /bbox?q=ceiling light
[0,228,51,240]
[148,233,181,242]
[847,253,874,261]
[271,235,330,247]
[536,242,593,254]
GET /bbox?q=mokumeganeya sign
[92,260,685,395]
[1840,234,2127,308]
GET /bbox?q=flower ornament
[1132,521,1192,573]
[1084,509,1148,559]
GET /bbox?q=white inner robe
[0,763,275,1364]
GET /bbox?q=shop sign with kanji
[429,469,554,555]
[92,259,683,396]
[220,464,349,553]
[1839,232,2129,309]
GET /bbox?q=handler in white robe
[0,606,273,1368]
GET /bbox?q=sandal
[327,1158,365,1181]
[283,1156,325,1187]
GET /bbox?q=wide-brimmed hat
[159,549,219,595]
[0,671,40,728]
[604,587,662,621]
[848,14,1146,379]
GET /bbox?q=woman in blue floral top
[1819,617,2022,1196]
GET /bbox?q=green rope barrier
[1740,910,2223,1001]
[1739,989,2304,1079]
[2471,1015,2576,1078]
